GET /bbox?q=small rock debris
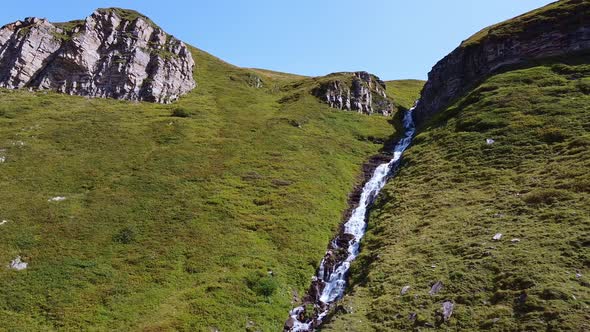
[8,256,27,270]
[401,285,411,295]
[429,281,444,295]
[442,301,454,321]
[493,233,503,241]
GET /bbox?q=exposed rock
[493,233,503,241]
[284,317,296,330]
[0,8,195,103]
[413,0,590,126]
[429,281,444,295]
[401,285,411,295]
[442,300,454,321]
[486,138,495,145]
[313,71,394,116]
[248,74,263,88]
[8,256,27,270]
[48,196,67,202]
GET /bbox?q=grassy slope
[385,80,425,110]
[323,61,590,331]
[0,46,407,331]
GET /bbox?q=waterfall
[285,106,416,332]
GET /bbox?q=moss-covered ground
[0,47,424,331]
[323,61,590,331]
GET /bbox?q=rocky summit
[0,8,195,103]
[313,71,394,116]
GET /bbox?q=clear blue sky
[1,0,555,80]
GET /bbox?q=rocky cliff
[413,0,590,126]
[0,8,195,103]
[313,71,394,116]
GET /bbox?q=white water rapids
[286,107,416,331]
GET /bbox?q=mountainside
[0,1,588,332]
[0,8,424,331]
[413,0,590,126]
[322,1,590,331]
[0,8,195,103]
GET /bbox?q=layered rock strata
[413,0,590,125]
[314,71,394,116]
[0,8,195,103]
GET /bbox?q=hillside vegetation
[0,44,423,330]
[324,59,590,331]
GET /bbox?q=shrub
[246,272,278,298]
[113,226,136,244]
[171,108,190,118]
[537,127,567,144]
[522,189,571,206]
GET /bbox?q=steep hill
[323,2,590,331]
[413,0,590,126]
[0,9,423,332]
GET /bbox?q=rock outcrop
[0,8,195,103]
[413,0,590,126]
[313,71,394,116]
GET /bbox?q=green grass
[385,80,425,110]
[0,46,407,331]
[323,61,590,331]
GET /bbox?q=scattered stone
[424,322,435,328]
[491,318,500,324]
[284,317,296,330]
[292,290,300,304]
[431,264,437,268]
[8,256,27,270]
[0,220,8,226]
[493,233,503,241]
[511,238,521,243]
[408,312,417,321]
[486,138,495,145]
[48,196,67,202]
[442,301,454,321]
[401,285,411,295]
[429,281,444,295]
[517,292,528,304]
[0,156,5,163]
[493,213,504,218]
[576,273,582,279]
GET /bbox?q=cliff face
[413,0,590,126]
[313,71,394,116]
[0,8,195,103]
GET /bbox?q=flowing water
[285,107,416,331]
